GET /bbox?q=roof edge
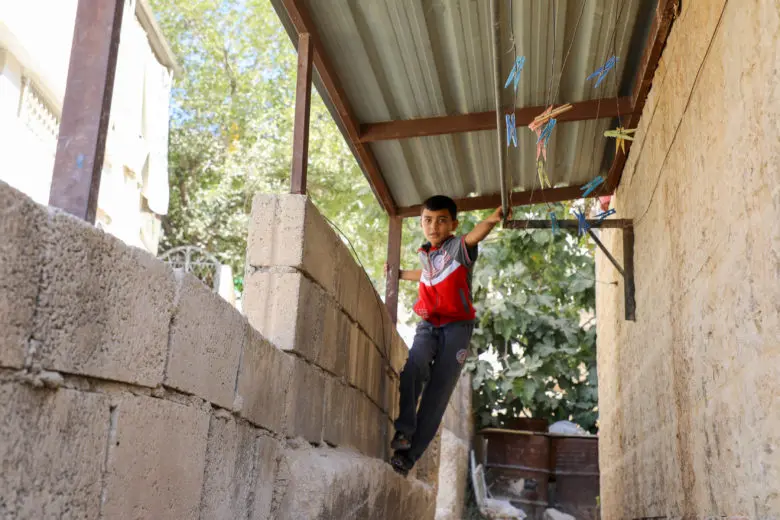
[136,0,180,76]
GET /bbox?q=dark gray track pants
[394,320,474,462]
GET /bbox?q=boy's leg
[393,322,438,440]
[407,321,473,462]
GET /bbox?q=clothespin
[593,208,616,226]
[573,209,590,236]
[535,118,556,161]
[586,56,618,88]
[531,104,572,128]
[537,160,551,188]
[580,176,604,197]
[504,56,526,93]
[505,113,518,148]
[549,211,559,234]
[604,127,637,155]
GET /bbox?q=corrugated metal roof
[275,0,656,209]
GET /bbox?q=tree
[149,0,413,291]
[463,205,599,433]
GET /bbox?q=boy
[388,195,507,476]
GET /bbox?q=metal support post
[49,0,125,223]
[291,32,313,194]
[385,216,403,324]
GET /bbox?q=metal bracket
[503,219,636,321]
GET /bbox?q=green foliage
[149,0,416,290]
[463,205,599,433]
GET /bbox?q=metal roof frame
[272,0,677,217]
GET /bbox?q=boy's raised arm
[464,207,509,247]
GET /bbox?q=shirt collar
[418,235,454,253]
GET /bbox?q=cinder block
[323,377,351,447]
[236,327,294,434]
[0,181,45,369]
[347,325,371,391]
[166,273,246,408]
[356,270,383,345]
[244,269,324,363]
[390,332,409,375]
[102,394,209,519]
[318,303,349,377]
[285,357,326,443]
[33,210,176,387]
[364,344,384,406]
[384,372,400,419]
[333,240,360,321]
[247,194,339,296]
[201,413,282,520]
[0,385,109,518]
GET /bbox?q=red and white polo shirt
[412,235,479,326]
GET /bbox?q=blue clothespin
[573,209,590,236]
[549,211,559,234]
[506,113,518,148]
[580,176,604,197]
[586,56,618,88]
[504,56,526,92]
[537,118,557,147]
[594,208,616,225]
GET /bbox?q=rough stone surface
[236,326,294,434]
[285,356,326,443]
[166,273,245,408]
[347,324,371,392]
[319,302,349,377]
[0,182,45,369]
[390,330,409,375]
[274,443,436,520]
[333,239,361,322]
[596,1,780,518]
[200,413,282,520]
[324,377,351,447]
[356,270,383,346]
[0,385,109,519]
[415,429,442,489]
[102,394,210,519]
[443,373,473,442]
[435,428,470,520]
[33,210,176,387]
[243,269,324,363]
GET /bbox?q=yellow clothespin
[537,160,552,188]
[603,126,636,155]
[531,103,573,128]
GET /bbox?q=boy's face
[421,208,458,247]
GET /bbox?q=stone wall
[0,182,436,519]
[436,373,474,520]
[595,1,779,518]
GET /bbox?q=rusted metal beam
[622,223,636,320]
[291,33,313,194]
[397,183,594,217]
[604,0,677,193]
[385,216,403,324]
[280,0,397,215]
[49,0,125,223]
[359,97,633,143]
[503,219,632,230]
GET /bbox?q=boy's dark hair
[422,195,458,220]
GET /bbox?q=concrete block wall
[245,194,414,459]
[436,373,474,520]
[0,181,434,519]
[595,1,780,518]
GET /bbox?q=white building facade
[0,0,176,254]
